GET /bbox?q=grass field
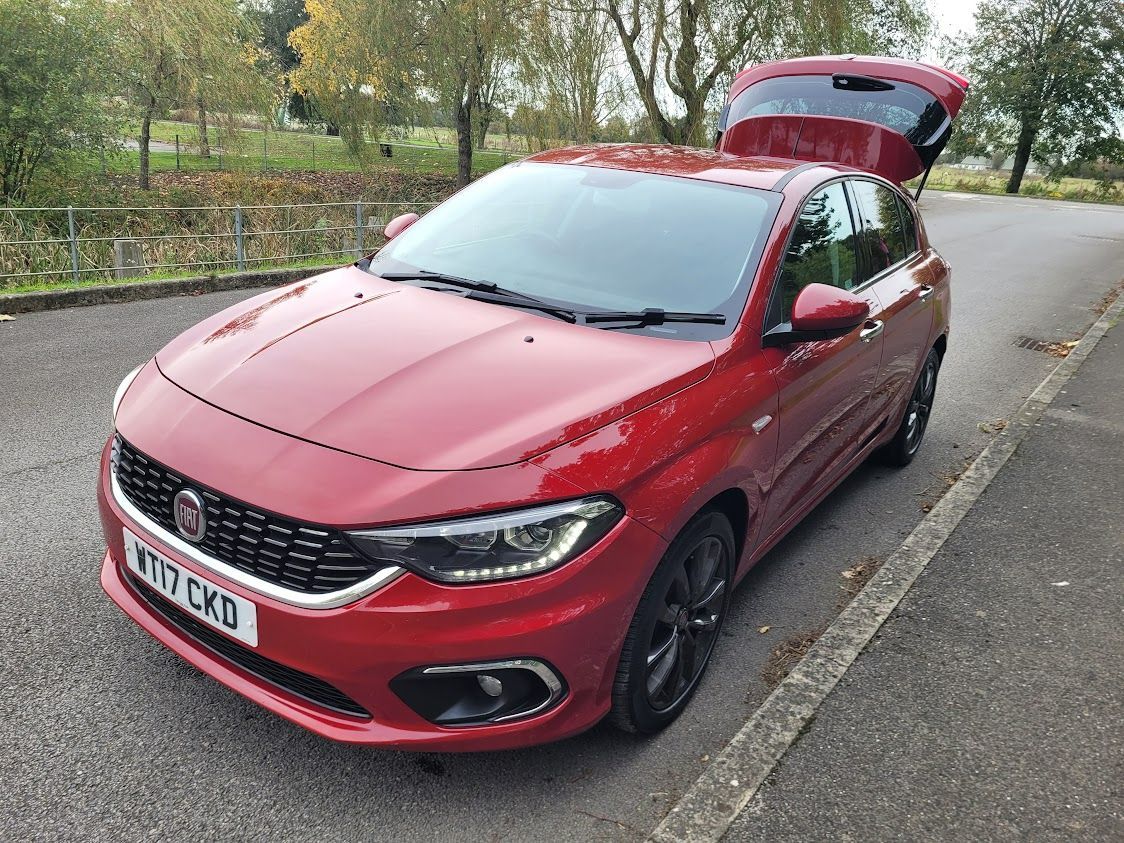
[912,166,1123,204]
[122,121,519,179]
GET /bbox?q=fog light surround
[390,659,566,726]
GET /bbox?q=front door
[758,181,885,541]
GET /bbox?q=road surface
[1,192,1122,841]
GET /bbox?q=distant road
[1,192,1122,842]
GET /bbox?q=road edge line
[649,292,1124,843]
[0,266,309,315]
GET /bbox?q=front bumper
[98,441,666,751]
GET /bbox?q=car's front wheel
[609,510,734,734]
[879,346,941,467]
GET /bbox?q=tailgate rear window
[725,74,948,147]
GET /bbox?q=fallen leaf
[1051,581,1070,587]
[921,502,933,512]
[700,754,710,763]
[757,625,771,634]
[0,314,14,321]
[840,569,856,579]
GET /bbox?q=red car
[100,56,966,751]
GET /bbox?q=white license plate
[123,527,259,647]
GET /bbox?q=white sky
[931,0,980,37]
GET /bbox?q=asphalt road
[1,192,1122,841]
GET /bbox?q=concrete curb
[0,267,316,315]
[649,291,1124,843]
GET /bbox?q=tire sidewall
[617,510,735,733]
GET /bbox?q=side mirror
[764,283,870,347]
[384,212,420,241]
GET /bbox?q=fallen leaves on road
[1052,581,1070,587]
[762,626,826,690]
[0,314,14,321]
[1044,339,1080,358]
[760,556,886,690]
[757,625,771,634]
[978,418,1009,434]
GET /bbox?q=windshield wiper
[582,308,726,327]
[376,269,498,294]
[459,289,578,323]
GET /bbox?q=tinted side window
[776,183,859,321]
[852,180,907,276]
[897,195,918,254]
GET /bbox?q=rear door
[716,55,969,184]
[849,178,935,430]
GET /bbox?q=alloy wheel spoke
[693,578,726,612]
[687,538,721,603]
[646,633,680,698]
[647,629,677,667]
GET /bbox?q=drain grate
[1014,336,1054,353]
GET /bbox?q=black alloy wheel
[880,346,941,467]
[610,510,735,734]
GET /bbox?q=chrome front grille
[111,436,382,594]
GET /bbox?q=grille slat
[112,436,379,595]
[126,573,370,718]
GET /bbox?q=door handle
[859,319,884,343]
[918,284,934,301]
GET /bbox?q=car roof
[523,144,814,192]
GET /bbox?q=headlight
[112,364,144,421]
[347,497,623,584]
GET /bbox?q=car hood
[156,266,715,471]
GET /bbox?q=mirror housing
[764,283,870,347]
[384,212,420,241]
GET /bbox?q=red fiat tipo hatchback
[101,56,966,750]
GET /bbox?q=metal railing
[0,200,440,288]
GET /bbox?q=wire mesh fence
[0,200,439,290]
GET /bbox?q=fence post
[263,134,268,168]
[175,134,180,171]
[66,206,80,283]
[311,140,315,170]
[217,128,222,170]
[355,201,364,256]
[234,205,245,271]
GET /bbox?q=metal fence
[0,200,439,289]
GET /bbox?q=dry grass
[761,556,885,689]
[1,170,457,291]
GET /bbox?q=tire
[609,510,735,734]
[879,346,941,467]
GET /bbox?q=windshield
[369,162,778,338]
[725,74,948,147]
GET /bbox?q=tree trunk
[139,106,154,190]
[196,96,211,158]
[455,103,473,188]
[475,109,490,149]
[1006,118,1036,194]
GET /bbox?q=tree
[0,0,120,202]
[596,0,929,147]
[957,0,1124,193]
[288,0,393,153]
[292,0,524,187]
[110,0,273,189]
[520,2,624,144]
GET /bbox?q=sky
[932,0,980,37]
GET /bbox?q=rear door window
[851,180,908,278]
[774,182,860,322]
[896,195,918,254]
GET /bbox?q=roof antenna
[914,162,934,200]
